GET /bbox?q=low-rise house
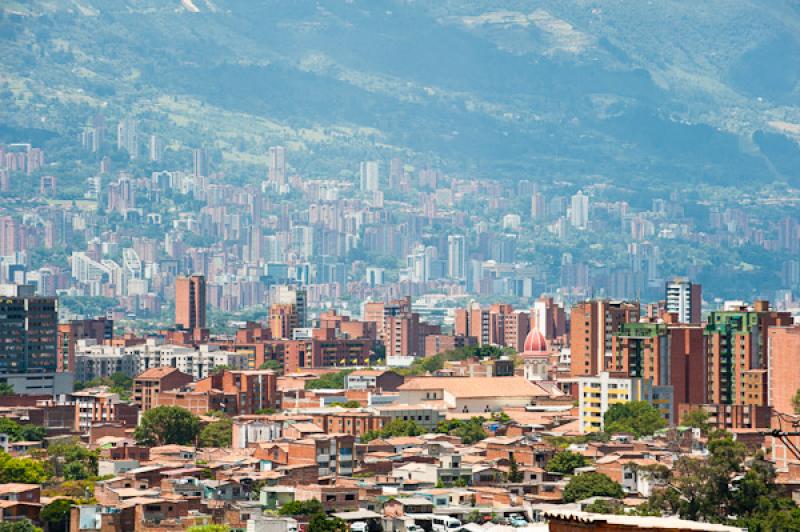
[202,480,248,502]
[396,376,551,414]
[132,367,194,412]
[345,370,404,391]
[295,484,359,513]
[287,434,355,477]
[98,458,141,477]
[383,497,434,516]
[259,486,295,510]
[373,404,445,431]
[0,484,40,503]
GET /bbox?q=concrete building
[58,317,113,373]
[0,284,59,390]
[267,146,286,188]
[359,161,379,192]
[447,235,466,281]
[175,274,206,331]
[570,300,639,377]
[767,325,800,416]
[705,301,792,406]
[132,367,194,412]
[576,371,672,433]
[345,370,404,391]
[397,376,550,414]
[665,277,703,323]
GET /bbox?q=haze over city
[0,2,799,532]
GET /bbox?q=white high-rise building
[365,267,385,287]
[359,161,380,192]
[116,118,138,159]
[665,277,702,323]
[192,148,208,178]
[447,235,466,281]
[148,135,164,162]
[272,285,308,328]
[267,146,286,187]
[569,191,589,230]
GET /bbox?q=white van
[432,516,461,532]
[350,522,368,532]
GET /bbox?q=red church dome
[523,328,548,354]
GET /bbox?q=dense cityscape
[2,1,800,532]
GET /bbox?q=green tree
[680,408,710,434]
[603,401,667,437]
[0,452,49,483]
[278,499,325,516]
[508,454,524,483]
[198,416,232,448]
[739,506,800,531]
[305,370,354,390]
[546,450,588,475]
[134,406,200,446]
[0,418,46,442]
[793,388,800,414]
[186,526,230,532]
[437,417,487,444]
[583,498,624,515]
[0,383,15,396]
[260,360,283,372]
[640,433,774,523]
[47,439,99,480]
[0,519,41,532]
[74,372,133,400]
[361,419,424,442]
[308,513,348,532]
[330,400,361,408]
[563,472,624,503]
[40,499,73,532]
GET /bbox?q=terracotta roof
[349,370,386,377]
[289,422,324,433]
[135,367,185,379]
[398,376,549,398]
[0,484,38,494]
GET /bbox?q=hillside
[1,0,799,186]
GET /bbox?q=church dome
[523,328,548,354]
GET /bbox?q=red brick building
[133,367,194,412]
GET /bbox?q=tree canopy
[680,408,710,434]
[0,452,49,484]
[546,450,589,475]
[278,499,325,516]
[198,416,232,448]
[632,432,800,529]
[563,472,624,503]
[259,360,283,372]
[305,370,354,390]
[74,372,132,400]
[47,439,98,480]
[40,499,73,532]
[401,345,513,376]
[0,418,46,442]
[361,419,424,442]
[437,417,488,444]
[603,401,667,437]
[134,406,200,446]
[308,514,348,532]
[0,520,41,532]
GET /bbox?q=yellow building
[576,372,672,433]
